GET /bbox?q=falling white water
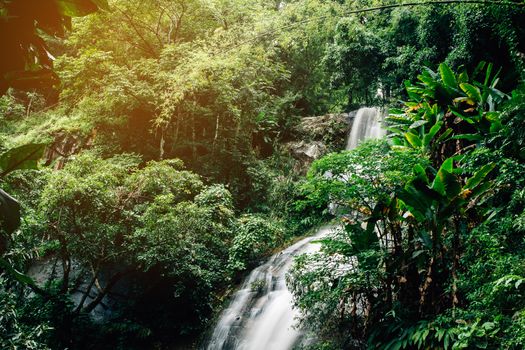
[205,226,333,350]
[346,107,386,150]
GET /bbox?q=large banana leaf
[0,189,20,235]
[0,143,46,177]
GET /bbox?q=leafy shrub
[228,214,285,271]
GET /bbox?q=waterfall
[346,107,386,150]
[204,226,332,350]
[205,107,386,350]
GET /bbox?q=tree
[22,152,235,346]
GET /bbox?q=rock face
[297,113,351,144]
[27,257,119,322]
[284,141,327,162]
[282,113,352,174]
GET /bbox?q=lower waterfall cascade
[205,226,330,350]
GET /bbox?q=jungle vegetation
[0,0,524,349]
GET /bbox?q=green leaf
[444,332,450,350]
[435,128,453,143]
[451,134,482,141]
[451,110,475,124]
[458,71,469,84]
[439,63,457,89]
[431,158,459,197]
[414,164,429,184]
[0,257,36,286]
[57,0,102,17]
[440,157,454,173]
[419,230,433,249]
[465,163,495,190]
[399,181,435,221]
[0,189,20,234]
[484,62,493,86]
[460,83,482,102]
[409,120,428,129]
[412,249,426,258]
[0,143,46,177]
[405,132,422,148]
[423,121,443,147]
[473,61,487,81]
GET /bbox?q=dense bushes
[0,150,312,348]
[228,214,285,271]
[0,153,240,348]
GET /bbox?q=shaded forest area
[0,0,524,349]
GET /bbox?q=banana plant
[386,62,508,157]
[398,158,495,250]
[396,157,495,313]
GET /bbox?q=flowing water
[205,226,331,350]
[346,107,386,150]
[205,107,386,350]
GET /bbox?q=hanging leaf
[423,121,443,147]
[0,143,46,177]
[431,158,461,198]
[0,257,37,286]
[0,189,20,234]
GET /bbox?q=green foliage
[289,62,525,349]
[0,278,51,350]
[387,62,507,162]
[228,214,285,271]
[304,139,425,212]
[323,2,525,108]
[0,152,238,347]
[0,144,46,236]
[495,84,525,159]
[2,0,525,348]
[0,143,46,177]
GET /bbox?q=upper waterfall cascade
[205,107,386,350]
[346,107,386,150]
